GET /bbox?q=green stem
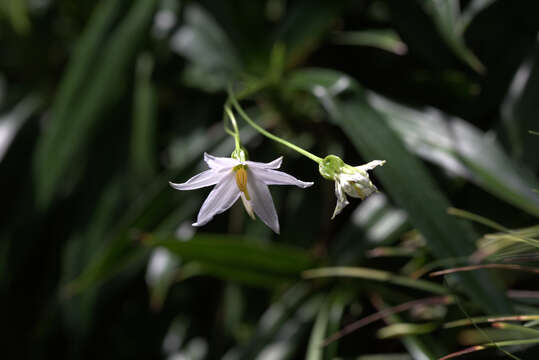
[228,87,323,164]
[224,106,241,150]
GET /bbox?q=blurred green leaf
[223,285,316,359]
[275,0,344,66]
[332,29,408,55]
[324,291,349,360]
[502,44,539,171]
[247,294,324,360]
[130,53,157,181]
[459,0,497,30]
[370,295,444,359]
[171,3,241,91]
[332,193,410,265]
[146,247,180,310]
[306,290,351,360]
[33,0,123,196]
[287,68,512,314]
[0,94,40,162]
[303,267,448,295]
[376,322,438,339]
[366,93,539,217]
[306,295,330,360]
[151,233,316,277]
[0,0,31,34]
[423,0,485,72]
[67,122,238,294]
[34,0,158,208]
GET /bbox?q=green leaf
[370,296,442,359]
[502,45,539,171]
[332,29,408,55]
[287,68,512,314]
[376,322,438,339]
[459,0,498,31]
[223,285,316,359]
[171,4,241,91]
[0,94,41,162]
[33,0,123,196]
[306,290,351,360]
[67,124,238,294]
[303,267,449,295]
[130,53,157,181]
[1,0,31,34]
[274,0,344,66]
[306,296,330,360]
[423,0,485,72]
[366,93,539,217]
[331,193,410,265]
[34,0,158,208]
[151,233,316,277]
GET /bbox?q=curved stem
[224,106,241,150]
[228,88,322,164]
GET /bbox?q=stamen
[234,165,250,200]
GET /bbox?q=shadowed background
[2,0,539,359]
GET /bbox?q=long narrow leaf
[34,0,158,208]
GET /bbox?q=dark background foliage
[1,0,539,359]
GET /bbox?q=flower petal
[169,169,222,190]
[331,179,349,219]
[344,179,377,199]
[251,168,313,188]
[357,160,386,172]
[245,156,282,169]
[204,152,239,169]
[240,193,255,219]
[247,171,280,234]
[192,172,240,227]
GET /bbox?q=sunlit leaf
[366,93,539,217]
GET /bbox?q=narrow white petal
[193,173,240,227]
[357,160,386,172]
[331,180,349,219]
[169,169,222,190]
[245,156,283,169]
[203,152,239,169]
[247,171,280,234]
[251,168,313,188]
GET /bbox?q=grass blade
[303,267,449,295]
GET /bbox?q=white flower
[169,153,313,234]
[331,160,386,219]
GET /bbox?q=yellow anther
[234,165,250,200]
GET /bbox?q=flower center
[234,165,251,200]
